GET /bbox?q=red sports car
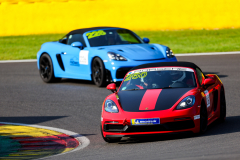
[101,62,226,142]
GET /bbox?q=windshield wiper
[162,86,173,89]
[124,88,141,91]
[154,87,173,89]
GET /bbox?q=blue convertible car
[37,27,177,87]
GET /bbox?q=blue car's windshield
[86,29,142,47]
[119,67,197,91]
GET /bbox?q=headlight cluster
[108,52,127,61]
[105,100,119,113]
[176,95,195,110]
[166,47,174,58]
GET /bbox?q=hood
[96,44,165,60]
[117,88,193,112]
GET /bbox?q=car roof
[66,27,126,36]
[130,61,202,72]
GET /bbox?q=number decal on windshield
[86,30,106,39]
[124,72,147,81]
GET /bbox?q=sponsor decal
[124,72,147,81]
[86,30,106,39]
[70,57,79,66]
[194,115,200,120]
[79,50,89,65]
[204,90,210,108]
[131,118,160,125]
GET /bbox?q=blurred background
[1,0,240,36]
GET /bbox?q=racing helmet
[170,71,186,82]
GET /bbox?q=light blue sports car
[37,27,177,87]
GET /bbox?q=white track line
[0,59,37,63]
[176,51,240,56]
[0,122,90,159]
[0,51,239,63]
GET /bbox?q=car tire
[39,53,61,83]
[219,87,226,123]
[199,103,208,134]
[100,125,121,143]
[92,57,106,87]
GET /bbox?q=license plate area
[131,118,160,125]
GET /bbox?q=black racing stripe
[118,90,147,112]
[154,88,193,111]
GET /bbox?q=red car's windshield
[119,67,197,91]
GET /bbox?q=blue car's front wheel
[39,53,61,83]
[92,57,106,87]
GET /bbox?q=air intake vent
[56,54,65,71]
[150,47,155,50]
[117,49,124,52]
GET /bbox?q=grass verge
[1,28,240,60]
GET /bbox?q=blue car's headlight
[108,52,127,61]
[105,100,119,113]
[166,47,174,58]
[176,95,195,110]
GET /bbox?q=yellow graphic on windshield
[86,30,106,39]
[124,72,147,81]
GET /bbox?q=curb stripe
[0,122,90,159]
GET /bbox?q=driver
[170,71,186,83]
[141,72,161,89]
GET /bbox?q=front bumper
[101,105,200,138]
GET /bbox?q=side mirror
[71,41,83,49]
[107,83,117,93]
[143,37,150,43]
[59,38,67,44]
[203,78,215,86]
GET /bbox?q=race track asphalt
[0,54,240,160]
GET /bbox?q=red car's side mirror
[106,83,117,93]
[203,78,215,86]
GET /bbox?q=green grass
[0,34,64,60]
[1,28,240,60]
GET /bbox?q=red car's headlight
[105,100,119,113]
[176,95,195,110]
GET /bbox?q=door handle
[61,52,67,55]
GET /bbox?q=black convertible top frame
[130,61,202,72]
[66,27,126,36]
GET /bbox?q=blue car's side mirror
[71,41,84,49]
[143,38,150,44]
